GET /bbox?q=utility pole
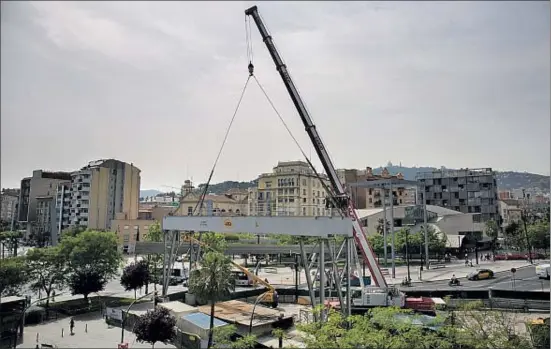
[382,188,388,267]
[390,181,396,278]
[405,228,411,281]
[522,189,533,264]
[422,183,429,270]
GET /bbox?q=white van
[536,264,550,280]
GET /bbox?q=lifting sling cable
[251,75,344,216]
[192,75,251,215]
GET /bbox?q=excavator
[181,234,279,308]
[245,6,405,308]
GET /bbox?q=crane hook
[248,62,254,76]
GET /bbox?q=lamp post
[249,291,272,334]
[121,290,157,344]
[405,228,411,282]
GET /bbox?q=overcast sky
[1,1,549,190]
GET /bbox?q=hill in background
[141,166,550,197]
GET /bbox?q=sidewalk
[18,312,175,348]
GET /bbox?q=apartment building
[55,159,141,234]
[17,170,73,241]
[1,188,19,224]
[416,168,499,223]
[248,161,332,216]
[337,167,413,209]
[498,199,523,227]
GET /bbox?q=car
[467,269,494,281]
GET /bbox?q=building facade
[248,161,332,217]
[55,159,141,234]
[416,168,499,223]
[337,167,413,209]
[1,188,19,225]
[17,170,73,241]
[172,180,248,216]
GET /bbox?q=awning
[445,235,465,248]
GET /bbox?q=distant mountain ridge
[140,166,549,197]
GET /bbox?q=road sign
[511,268,517,274]
[171,202,179,207]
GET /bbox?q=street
[408,265,550,292]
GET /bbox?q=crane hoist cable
[193,75,252,216]
[251,75,344,217]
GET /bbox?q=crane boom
[245,5,388,288]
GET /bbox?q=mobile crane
[181,234,279,308]
[245,5,405,308]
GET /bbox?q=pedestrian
[70,318,75,335]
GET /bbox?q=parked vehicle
[536,264,550,280]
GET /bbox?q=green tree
[272,328,285,348]
[0,256,28,296]
[504,222,525,250]
[60,230,123,279]
[60,225,87,239]
[0,231,23,257]
[68,269,107,302]
[120,260,150,299]
[143,221,163,292]
[26,246,67,310]
[484,219,500,255]
[368,234,385,257]
[451,300,533,349]
[298,306,453,348]
[188,251,234,348]
[528,221,550,251]
[213,325,257,349]
[133,306,176,348]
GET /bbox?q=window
[289,198,295,203]
[303,189,306,195]
[303,207,307,216]
[369,198,372,204]
[302,198,306,203]
[187,206,193,215]
[124,225,129,230]
[134,225,139,229]
[302,179,306,186]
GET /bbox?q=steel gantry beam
[161,215,355,321]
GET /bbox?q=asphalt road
[408,265,550,292]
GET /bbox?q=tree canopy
[0,256,28,297]
[59,230,122,278]
[68,269,107,301]
[120,260,150,297]
[133,306,176,348]
[26,246,67,308]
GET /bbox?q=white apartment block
[248,161,334,217]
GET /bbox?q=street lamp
[404,228,411,282]
[120,290,158,344]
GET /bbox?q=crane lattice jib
[245,5,387,288]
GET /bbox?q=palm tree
[188,251,234,348]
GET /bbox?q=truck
[245,5,405,308]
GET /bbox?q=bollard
[62,328,64,337]
[36,333,39,343]
[85,324,88,333]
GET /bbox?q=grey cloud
[1,1,549,190]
